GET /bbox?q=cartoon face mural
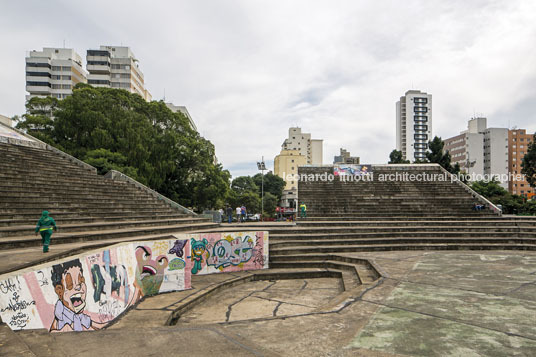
[50,259,98,332]
[190,238,209,274]
[0,232,266,333]
[134,246,169,296]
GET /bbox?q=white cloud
[1,0,536,177]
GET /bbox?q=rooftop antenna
[163,88,166,101]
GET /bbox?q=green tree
[253,172,285,200]
[84,148,139,178]
[16,96,59,145]
[426,136,460,174]
[231,176,258,194]
[388,149,410,164]
[521,133,536,189]
[262,192,278,217]
[14,84,230,212]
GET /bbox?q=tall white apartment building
[86,46,152,101]
[444,117,509,189]
[25,48,87,101]
[396,90,432,161]
[281,127,323,165]
[483,127,509,188]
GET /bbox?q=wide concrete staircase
[0,141,218,271]
[298,165,499,218]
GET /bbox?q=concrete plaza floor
[3,250,536,356]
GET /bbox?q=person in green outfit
[299,202,307,218]
[35,211,57,253]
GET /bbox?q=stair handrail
[435,164,502,216]
[0,121,97,174]
[104,169,196,215]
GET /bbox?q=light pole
[257,157,266,221]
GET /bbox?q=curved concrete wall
[0,231,268,332]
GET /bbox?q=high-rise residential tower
[25,48,87,101]
[396,90,432,161]
[86,46,152,101]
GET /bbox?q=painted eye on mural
[157,257,168,265]
[143,252,149,260]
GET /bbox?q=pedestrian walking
[236,206,242,223]
[35,210,57,253]
[226,206,233,224]
[241,205,247,222]
[299,202,307,218]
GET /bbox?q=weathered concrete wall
[0,231,268,332]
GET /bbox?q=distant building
[333,148,360,165]
[86,46,152,101]
[0,114,12,127]
[509,129,535,197]
[274,149,307,191]
[281,127,323,165]
[444,117,510,190]
[25,48,87,102]
[444,118,486,178]
[165,103,197,131]
[396,90,432,161]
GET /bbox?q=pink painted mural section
[0,231,268,332]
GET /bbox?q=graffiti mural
[207,235,255,269]
[0,231,268,332]
[190,232,269,275]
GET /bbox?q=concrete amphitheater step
[0,216,211,237]
[0,213,190,227]
[0,221,219,249]
[270,242,536,255]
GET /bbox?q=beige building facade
[25,48,87,101]
[281,127,323,165]
[87,46,151,101]
[274,149,306,191]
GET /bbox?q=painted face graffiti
[190,238,209,275]
[134,246,169,296]
[50,259,93,332]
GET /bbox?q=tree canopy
[16,84,230,212]
[388,149,410,164]
[521,133,536,188]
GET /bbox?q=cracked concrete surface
[5,251,536,356]
[178,278,341,324]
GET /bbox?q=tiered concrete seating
[298,165,498,218]
[0,142,218,253]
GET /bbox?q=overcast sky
[2,0,536,177]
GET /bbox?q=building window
[26,62,51,69]
[26,81,51,87]
[26,72,51,77]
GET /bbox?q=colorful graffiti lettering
[168,239,187,258]
[190,238,209,274]
[207,235,255,270]
[168,258,186,271]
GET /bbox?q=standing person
[35,210,57,253]
[236,206,242,223]
[241,205,247,222]
[299,202,307,218]
[226,206,233,224]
